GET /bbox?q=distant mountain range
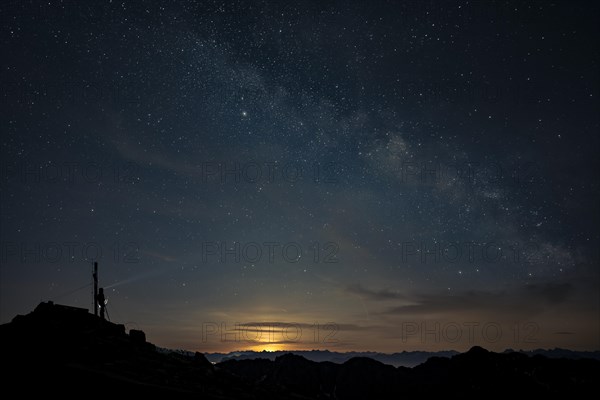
[2,302,599,398]
[201,349,460,367]
[200,348,600,367]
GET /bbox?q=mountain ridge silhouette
[1,302,598,397]
[200,347,600,366]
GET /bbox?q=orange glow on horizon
[250,343,288,352]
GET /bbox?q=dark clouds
[346,282,576,319]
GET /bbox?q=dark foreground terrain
[1,302,598,398]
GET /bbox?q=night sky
[1,1,599,353]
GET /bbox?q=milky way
[1,1,598,352]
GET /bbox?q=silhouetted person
[96,287,106,320]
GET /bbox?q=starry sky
[1,1,599,353]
